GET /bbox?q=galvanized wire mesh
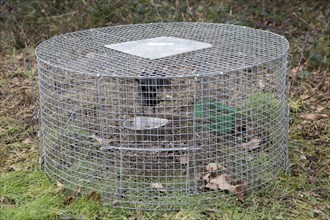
[36,23,289,210]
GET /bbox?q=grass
[1,164,327,219]
[245,92,282,125]
[0,0,329,219]
[0,169,127,219]
[0,170,62,219]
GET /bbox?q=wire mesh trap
[35,23,289,210]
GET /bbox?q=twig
[289,31,309,95]
[313,73,327,92]
[48,11,75,20]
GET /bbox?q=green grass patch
[245,92,282,126]
[0,170,62,219]
[0,170,128,219]
[0,80,5,88]
[0,117,23,141]
[1,165,328,219]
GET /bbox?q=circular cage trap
[36,23,289,210]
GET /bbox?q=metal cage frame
[36,23,289,210]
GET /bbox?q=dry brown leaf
[297,113,328,120]
[75,187,81,194]
[210,173,236,193]
[112,200,120,206]
[258,79,266,89]
[150,182,167,193]
[200,174,218,191]
[86,191,102,202]
[134,210,143,220]
[64,187,81,205]
[235,180,248,202]
[89,134,104,144]
[194,173,202,181]
[64,195,75,205]
[202,173,211,181]
[179,155,189,164]
[89,134,110,145]
[204,182,218,190]
[241,138,261,150]
[201,173,248,197]
[206,163,226,172]
[22,138,33,144]
[313,209,325,215]
[291,65,305,79]
[299,94,310,100]
[55,180,64,193]
[315,106,325,112]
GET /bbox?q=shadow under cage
[36,22,289,210]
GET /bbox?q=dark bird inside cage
[136,71,171,113]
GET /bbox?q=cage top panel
[35,22,289,78]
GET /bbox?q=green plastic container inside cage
[195,100,237,134]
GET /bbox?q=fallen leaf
[235,180,248,202]
[55,180,64,193]
[112,200,120,206]
[22,138,33,144]
[89,134,103,144]
[135,211,143,219]
[194,173,202,181]
[297,113,328,120]
[291,65,305,79]
[89,134,110,145]
[201,173,248,198]
[206,163,226,172]
[150,182,167,193]
[7,166,15,172]
[315,106,325,112]
[1,196,15,205]
[64,195,75,205]
[313,209,324,215]
[75,187,81,194]
[64,187,81,205]
[86,191,102,202]
[203,173,211,181]
[203,182,218,190]
[240,138,262,150]
[300,154,307,160]
[39,155,45,167]
[299,94,310,100]
[258,79,266,89]
[179,155,189,164]
[200,174,218,191]
[210,173,236,193]
[308,176,317,183]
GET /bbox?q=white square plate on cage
[105,36,212,60]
